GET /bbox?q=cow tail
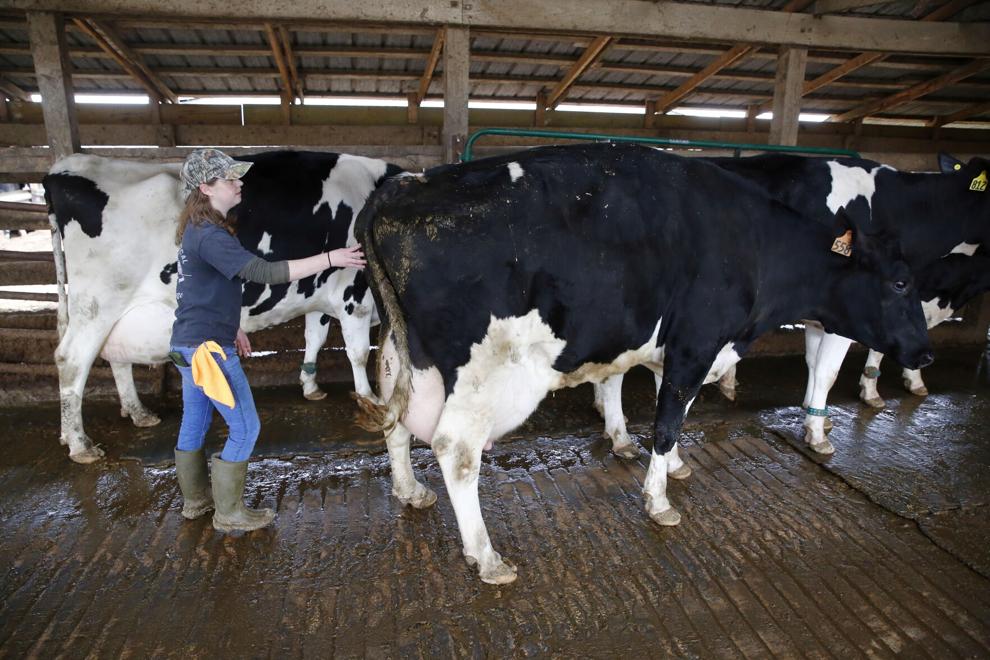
[43,176,70,340]
[351,178,413,434]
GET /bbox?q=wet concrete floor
[1,346,989,658]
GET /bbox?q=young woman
[170,148,366,533]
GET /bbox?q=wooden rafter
[415,28,445,107]
[72,18,176,103]
[813,0,899,14]
[542,35,612,111]
[652,44,754,115]
[832,58,990,122]
[647,0,810,119]
[931,100,990,127]
[278,25,304,101]
[263,22,294,122]
[0,75,31,102]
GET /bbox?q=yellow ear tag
[970,170,987,192]
[954,163,962,171]
[831,230,853,257]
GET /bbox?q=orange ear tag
[970,170,987,192]
[831,230,853,257]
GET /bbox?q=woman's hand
[235,328,252,358]
[327,244,366,269]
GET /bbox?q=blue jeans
[170,344,260,462]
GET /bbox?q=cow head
[819,205,934,370]
[938,153,990,239]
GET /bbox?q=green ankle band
[806,406,829,417]
[863,366,881,378]
[300,362,317,375]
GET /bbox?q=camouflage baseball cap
[180,148,252,198]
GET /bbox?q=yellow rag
[191,341,235,409]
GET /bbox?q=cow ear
[939,153,965,174]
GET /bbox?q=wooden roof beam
[651,44,754,116]
[263,22,295,122]
[0,75,32,102]
[73,18,176,103]
[278,25,304,101]
[414,27,445,107]
[758,0,980,114]
[542,35,612,111]
[831,57,990,122]
[931,100,990,127]
[813,0,900,15]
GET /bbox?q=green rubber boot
[210,454,276,533]
[174,448,214,520]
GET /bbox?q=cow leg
[432,413,516,585]
[801,323,825,410]
[902,367,929,397]
[803,334,852,455]
[597,375,639,459]
[299,311,330,401]
[339,306,376,401]
[109,361,161,427]
[55,317,114,463]
[858,350,886,408]
[717,364,738,402]
[644,355,710,527]
[384,422,436,509]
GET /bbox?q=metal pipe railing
[460,127,860,162]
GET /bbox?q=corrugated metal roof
[0,4,985,125]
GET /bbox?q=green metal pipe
[460,127,860,162]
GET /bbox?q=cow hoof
[396,485,437,509]
[861,395,885,409]
[611,443,641,460]
[649,507,681,527]
[668,464,692,480]
[69,445,105,464]
[130,412,161,428]
[809,438,835,455]
[479,557,518,585]
[719,385,736,402]
[303,389,327,401]
[908,385,929,397]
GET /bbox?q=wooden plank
[0,290,58,302]
[278,25,304,102]
[264,23,294,124]
[7,0,990,56]
[0,261,55,286]
[0,250,52,263]
[0,76,32,103]
[652,44,753,115]
[832,58,990,122]
[769,46,808,146]
[544,35,612,110]
[0,211,50,232]
[442,26,469,163]
[77,19,177,103]
[932,100,990,127]
[813,0,899,14]
[415,28,445,106]
[25,12,79,159]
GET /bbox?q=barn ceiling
[0,0,988,128]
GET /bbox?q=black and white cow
[353,143,933,584]
[44,150,400,463]
[594,152,990,455]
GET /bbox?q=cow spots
[320,314,331,326]
[947,242,980,257]
[825,161,892,217]
[248,283,290,316]
[43,173,108,238]
[242,282,266,307]
[345,303,355,314]
[507,162,524,182]
[343,270,369,305]
[159,261,178,284]
[255,231,274,256]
